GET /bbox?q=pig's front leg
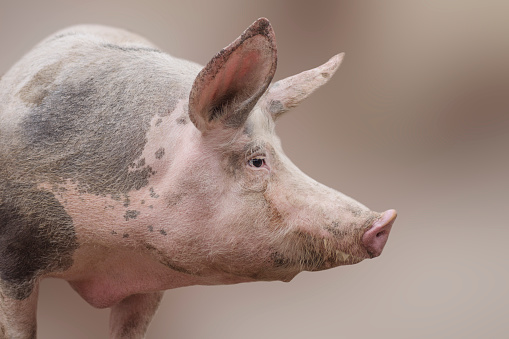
[0,284,39,339]
[109,291,164,339]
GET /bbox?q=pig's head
[171,18,397,283]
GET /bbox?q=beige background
[2,0,509,338]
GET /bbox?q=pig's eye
[248,157,266,168]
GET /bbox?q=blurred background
[1,0,508,338]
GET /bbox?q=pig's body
[0,19,397,338]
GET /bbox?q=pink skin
[363,209,398,258]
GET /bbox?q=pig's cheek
[239,167,270,193]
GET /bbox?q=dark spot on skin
[167,192,187,207]
[111,230,117,235]
[155,118,163,126]
[159,229,167,236]
[123,233,129,238]
[147,225,153,232]
[124,210,140,221]
[141,200,145,204]
[268,100,284,115]
[136,158,146,168]
[224,151,243,178]
[158,94,188,118]
[243,121,254,136]
[102,43,162,54]
[149,205,153,209]
[352,208,363,218]
[149,187,159,199]
[123,195,130,208]
[144,243,156,251]
[155,148,165,160]
[321,72,330,78]
[268,202,284,226]
[324,221,350,238]
[18,61,63,106]
[0,181,77,300]
[270,252,292,268]
[176,116,188,125]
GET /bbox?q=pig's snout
[362,209,397,258]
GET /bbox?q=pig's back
[0,24,201,192]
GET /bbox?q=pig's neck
[58,243,256,308]
[61,246,201,308]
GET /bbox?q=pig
[0,18,397,338]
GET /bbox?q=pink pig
[0,18,397,338]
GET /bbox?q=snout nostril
[362,209,397,258]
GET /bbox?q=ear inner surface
[189,18,277,131]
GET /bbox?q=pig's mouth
[270,233,368,273]
[270,248,366,274]
[269,209,398,272]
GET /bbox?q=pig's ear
[262,53,344,119]
[189,18,277,131]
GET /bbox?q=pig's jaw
[268,229,369,274]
